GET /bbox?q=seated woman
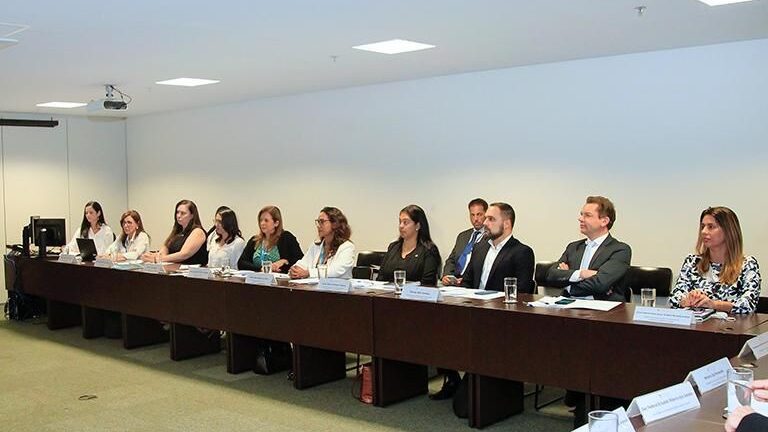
[207,208,246,268]
[377,204,441,286]
[104,210,150,261]
[65,201,114,256]
[669,206,761,314]
[206,205,231,248]
[289,207,355,279]
[238,206,303,273]
[142,200,207,265]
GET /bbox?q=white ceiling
[1,0,767,118]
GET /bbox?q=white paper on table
[291,278,319,284]
[439,287,505,301]
[350,279,393,290]
[527,296,621,311]
[179,264,201,270]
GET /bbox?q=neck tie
[455,230,481,276]
[579,240,596,270]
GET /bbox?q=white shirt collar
[488,232,513,251]
[585,232,609,248]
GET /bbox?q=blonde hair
[695,206,744,286]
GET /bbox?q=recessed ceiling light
[352,39,435,55]
[36,102,87,108]
[155,78,220,87]
[698,0,754,5]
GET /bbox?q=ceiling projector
[87,84,130,112]
[87,98,128,112]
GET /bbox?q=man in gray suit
[544,195,631,427]
[545,195,631,302]
[441,198,487,287]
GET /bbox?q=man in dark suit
[544,195,631,428]
[545,196,631,302]
[441,198,488,286]
[460,202,535,293]
[431,198,488,401]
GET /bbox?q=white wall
[126,39,768,293]
[1,113,127,302]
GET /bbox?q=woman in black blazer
[377,204,441,286]
[238,206,303,273]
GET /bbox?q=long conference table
[6,256,767,429]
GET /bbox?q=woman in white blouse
[207,207,245,268]
[104,210,150,261]
[64,201,114,256]
[289,206,355,279]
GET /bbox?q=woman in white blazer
[289,206,355,279]
[104,210,150,261]
[64,201,114,256]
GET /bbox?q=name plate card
[187,267,212,279]
[685,357,733,394]
[400,285,440,303]
[317,278,351,293]
[633,306,693,326]
[93,258,114,269]
[58,254,77,264]
[571,406,635,432]
[142,263,165,274]
[245,273,276,286]
[738,331,768,360]
[627,382,700,424]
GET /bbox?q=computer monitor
[31,217,67,247]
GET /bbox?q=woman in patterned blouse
[669,206,761,314]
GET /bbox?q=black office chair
[625,266,673,299]
[355,251,386,280]
[352,266,373,280]
[756,297,768,314]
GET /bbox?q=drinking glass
[262,260,273,274]
[317,264,328,279]
[726,367,754,416]
[394,270,406,295]
[588,410,618,432]
[641,288,656,307]
[503,277,517,304]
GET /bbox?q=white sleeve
[230,238,246,269]
[66,230,80,253]
[95,226,114,255]
[106,238,121,256]
[295,244,315,271]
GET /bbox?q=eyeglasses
[315,219,330,226]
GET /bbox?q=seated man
[443,202,535,415]
[461,202,535,293]
[545,195,631,302]
[544,195,631,427]
[441,198,488,286]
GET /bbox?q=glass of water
[262,260,273,274]
[641,288,656,307]
[503,277,517,304]
[588,410,618,432]
[394,270,406,295]
[726,367,754,416]
[317,264,328,279]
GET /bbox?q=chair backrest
[356,251,386,267]
[757,297,768,314]
[352,266,374,280]
[625,266,673,298]
[534,261,556,288]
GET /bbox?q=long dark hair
[215,208,242,245]
[315,206,352,257]
[254,206,284,249]
[118,210,149,246]
[164,199,203,248]
[208,205,231,235]
[399,204,439,257]
[80,201,107,238]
